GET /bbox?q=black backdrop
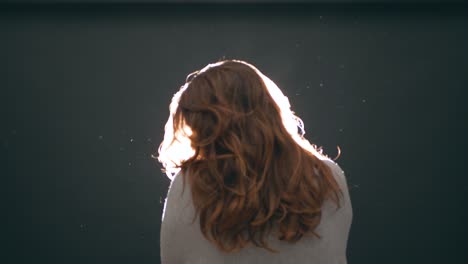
[1,2,467,264]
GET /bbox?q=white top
[161,159,353,264]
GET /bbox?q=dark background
[1,1,467,263]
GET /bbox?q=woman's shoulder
[320,158,351,202]
[321,158,346,179]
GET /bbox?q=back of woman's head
[158,59,343,253]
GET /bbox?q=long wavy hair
[157,60,343,253]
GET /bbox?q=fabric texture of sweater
[160,159,353,264]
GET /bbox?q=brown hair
[157,60,343,253]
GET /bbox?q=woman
[157,60,352,263]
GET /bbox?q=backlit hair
[157,60,343,253]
